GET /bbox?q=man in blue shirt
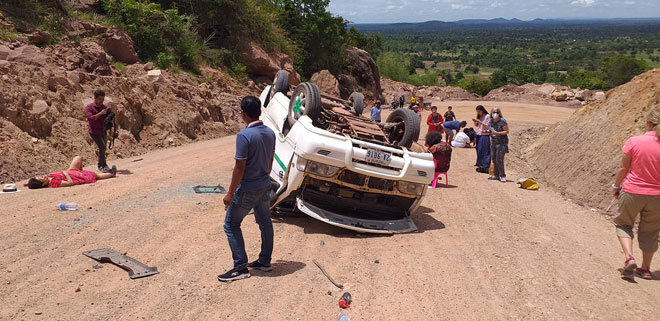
[442,120,468,142]
[218,96,276,282]
[370,100,382,123]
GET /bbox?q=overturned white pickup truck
[259,71,435,234]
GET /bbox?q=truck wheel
[349,92,364,116]
[270,70,289,100]
[385,108,420,148]
[288,82,321,126]
[265,70,289,107]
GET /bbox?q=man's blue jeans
[223,187,273,270]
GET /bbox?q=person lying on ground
[425,131,452,174]
[612,108,660,280]
[25,156,116,189]
[427,106,444,133]
[451,128,476,148]
[442,120,468,142]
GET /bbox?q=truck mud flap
[83,249,159,279]
[296,197,417,234]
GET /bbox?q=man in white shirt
[451,128,475,148]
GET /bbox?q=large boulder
[100,29,138,64]
[551,90,575,102]
[310,70,340,97]
[7,46,48,66]
[237,41,301,86]
[80,42,112,75]
[343,46,383,102]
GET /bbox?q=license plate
[365,149,392,166]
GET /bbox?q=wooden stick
[605,198,617,212]
[313,259,343,289]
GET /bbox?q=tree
[601,55,648,88]
[376,52,411,83]
[490,69,508,88]
[458,78,493,96]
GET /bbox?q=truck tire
[386,108,420,148]
[288,82,321,126]
[349,92,364,116]
[265,70,289,107]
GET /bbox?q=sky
[327,0,660,23]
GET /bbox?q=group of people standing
[472,105,510,183]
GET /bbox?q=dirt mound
[485,83,605,108]
[380,78,478,105]
[530,68,660,209]
[0,38,252,184]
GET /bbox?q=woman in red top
[25,156,116,189]
[613,108,660,280]
[426,106,444,133]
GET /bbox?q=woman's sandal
[635,268,653,280]
[621,256,637,279]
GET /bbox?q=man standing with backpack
[84,89,111,172]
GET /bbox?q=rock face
[0,40,253,184]
[310,70,340,97]
[100,29,138,64]
[342,46,383,102]
[532,68,660,210]
[237,41,301,86]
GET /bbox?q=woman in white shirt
[472,105,491,168]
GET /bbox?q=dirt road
[2,102,659,321]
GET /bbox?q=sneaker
[217,268,250,282]
[247,260,273,272]
[500,177,506,183]
[488,176,498,180]
[635,268,653,280]
[110,165,117,177]
[622,256,637,279]
[101,166,112,173]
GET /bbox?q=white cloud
[385,5,403,10]
[490,1,505,7]
[624,1,636,5]
[570,0,597,7]
[451,3,470,9]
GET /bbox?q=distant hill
[351,17,660,32]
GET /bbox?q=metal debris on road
[83,248,159,279]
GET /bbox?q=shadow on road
[251,260,306,277]
[413,207,446,233]
[116,169,134,175]
[272,216,393,238]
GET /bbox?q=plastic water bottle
[338,313,351,321]
[57,203,78,211]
